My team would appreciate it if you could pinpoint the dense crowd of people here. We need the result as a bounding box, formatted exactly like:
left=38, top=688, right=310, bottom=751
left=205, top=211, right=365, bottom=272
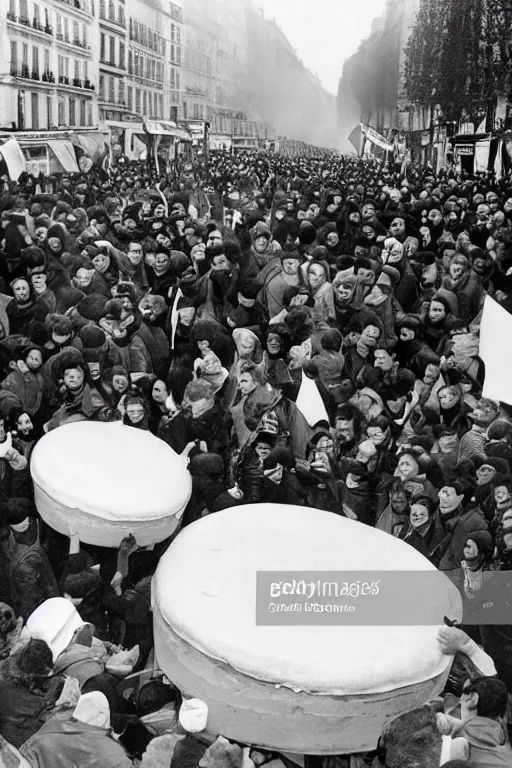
left=0, top=148, right=512, bottom=766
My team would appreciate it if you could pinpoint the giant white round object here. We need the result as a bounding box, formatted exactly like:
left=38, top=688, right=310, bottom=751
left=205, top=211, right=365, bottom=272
left=31, top=421, right=192, bottom=548
left=153, top=504, right=461, bottom=755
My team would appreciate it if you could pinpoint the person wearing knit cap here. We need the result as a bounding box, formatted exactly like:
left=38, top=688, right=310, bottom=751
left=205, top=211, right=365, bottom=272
left=457, top=529, right=495, bottom=615
left=0, top=638, right=63, bottom=749
left=20, top=690, right=134, bottom=768
left=44, top=348, right=117, bottom=431
left=260, top=249, right=303, bottom=321
left=78, top=323, right=123, bottom=386
left=399, top=495, right=445, bottom=562
left=6, top=274, right=35, bottom=336
left=249, top=220, right=281, bottom=269
left=395, top=314, right=440, bottom=378
left=0, top=496, right=59, bottom=622
left=343, top=316, right=383, bottom=385
left=302, top=259, right=335, bottom=330
left=441, top=251, right=485, bottom=324
left=434, top=478, right=488, bottom=571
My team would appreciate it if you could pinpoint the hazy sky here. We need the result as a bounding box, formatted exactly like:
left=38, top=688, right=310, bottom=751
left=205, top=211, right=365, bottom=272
left=257, top=0, right=388, bottom=94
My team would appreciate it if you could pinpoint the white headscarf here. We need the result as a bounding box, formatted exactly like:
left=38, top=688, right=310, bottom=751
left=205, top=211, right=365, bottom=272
left=73, top=691, right=110, bottom=729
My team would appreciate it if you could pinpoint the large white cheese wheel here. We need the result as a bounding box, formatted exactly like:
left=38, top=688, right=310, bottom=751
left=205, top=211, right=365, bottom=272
left=153, top=504, right=461, bottom=754
left=31, top=421, right=192, bottom=547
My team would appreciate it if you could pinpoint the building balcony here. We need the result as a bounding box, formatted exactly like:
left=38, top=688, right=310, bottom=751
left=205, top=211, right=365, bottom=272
left=53, top=0, right=92, bottom=16
left=42, top=71, right=56, bottom=83
left=99, top=11, right=126, bottom=28
left=58, top=75, right=70, bottom=84
left=84, top=79, right=95, bottom=90
left=72, top=77, right=83, bottom=87
left=100, top=58, right=125, bottom=71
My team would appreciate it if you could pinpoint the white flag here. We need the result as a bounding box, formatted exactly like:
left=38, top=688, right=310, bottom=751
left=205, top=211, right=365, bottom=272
left=480, top=295, right=512, bottom=405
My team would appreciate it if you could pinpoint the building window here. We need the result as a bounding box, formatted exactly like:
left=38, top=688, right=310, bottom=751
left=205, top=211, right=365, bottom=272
left=32, top=46, right=39, bottom=77
left=47, top=95, right=52, bottom=128
left=108, top=76, right=114, bottom=102
left=10, top=42, right=17, bottom=75
left=87, top=101, right=92, bottom=126
left=176, top=71, right=180, bottom=90
left=128, top=50, right=132, bottom=74
left=58, top=54, right=63, bottom=78
left=119, top=42, right=125, bottom=69
left=159, top=94, right=163, bottom=118
left=135, top=88, right=141, bottom=113
left=22, top=42, right=28, bottom=65
left=118, top=80, right=124, bottom=104
left=99, top=74, right=104, bottom=99
left=170, top=105, right=178, bottom=122
left=193, top=103, right=199, bottom=119
left=109, top=35, right=115, bottom=66
left=9, top=0, right=16, bottom=16
left=143, top=90, right=147, bottom=114
left=31, top=93, right=39, bottom=129
left=33, top=4, right=40, bottom=24
left=19, top=0, right=28, bottom=20
left=183, top=101, right=187, bottom=119
left=108, top=0, right=114, bottom=20
left=56, top=13, right=62, bottom=38
left=100, top=33, right=105, bottom=62
left=17, top=91, right=25, bottom=130
left=44, top=49, right=50, bottom=75
left=127, top=86, right=132, bottom=110
left=84, top=61, right=88, bottom=81
left=69, top=97, right=75, bottom=125
left=74, top=60, right=80, bottom=81
left=80, top=99, right=86, bottom=126
left=64, top=17, right=69, bottom=42
left=99, top=0, right=104, bottom=17
left=118, top=4, right=124, bottom=25
left=58, top=96, right=65, bottom=125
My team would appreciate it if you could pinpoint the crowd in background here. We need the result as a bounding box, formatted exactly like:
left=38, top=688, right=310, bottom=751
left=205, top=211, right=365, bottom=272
left=0, top=149, right=512, bottom=766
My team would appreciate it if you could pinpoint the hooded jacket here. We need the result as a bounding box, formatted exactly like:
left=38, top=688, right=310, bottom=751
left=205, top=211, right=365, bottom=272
left=453, top=716, right=512, bottom=768
left=20, top=709, right=134, bottom=768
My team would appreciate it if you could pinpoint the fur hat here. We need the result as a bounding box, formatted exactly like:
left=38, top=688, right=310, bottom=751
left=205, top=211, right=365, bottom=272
left=189, top=453, right=224, bottom=478
left=397, top=314, right=422, bottom=333
left=464, top=529, right=493, bottom=558
left=79, top=324, right=106, bottom=349
left=21, top=245, right=46, bottom=269
left=17, top=638, right=53, bottom=676
left=76, top=295, right=108, bottom=323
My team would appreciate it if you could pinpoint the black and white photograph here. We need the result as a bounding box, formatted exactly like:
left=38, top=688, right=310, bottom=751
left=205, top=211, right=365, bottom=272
left=1, top=0, right=512, bottom=765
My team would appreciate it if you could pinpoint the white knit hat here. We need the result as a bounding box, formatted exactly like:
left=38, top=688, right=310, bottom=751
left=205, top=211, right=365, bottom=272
left=178, top=698, right=208, bottom=733
left=26, top=597, right=85, bottom=662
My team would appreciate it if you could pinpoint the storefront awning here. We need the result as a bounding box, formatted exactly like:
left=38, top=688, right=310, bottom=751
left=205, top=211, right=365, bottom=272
left=144, top=120, right=191, bottom=141
left=452, top=132, right=491, bottom=144
left=0, top=138, right=26, bottom=180
left=47, top=140, right=79, bottom=173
